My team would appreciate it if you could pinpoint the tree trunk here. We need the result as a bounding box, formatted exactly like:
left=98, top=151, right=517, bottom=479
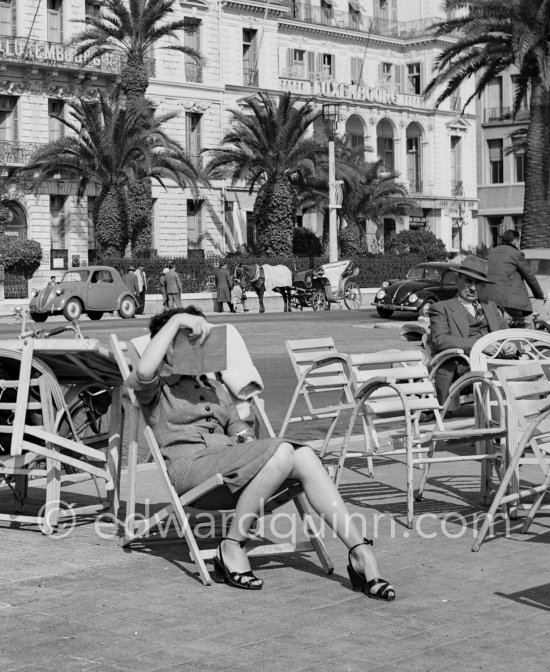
left=128, top=176, right=153, bottom=256
left=96, top=188, right=129, bottom=256
left=120, top=56, right=149, bottom=103
left=254, top=178, right=296, bottom=256
left=521, top=81, right=550, bottom=248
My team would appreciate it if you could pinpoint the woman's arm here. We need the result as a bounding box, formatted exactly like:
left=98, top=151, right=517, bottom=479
left=137, top=313, right=211, bottom=381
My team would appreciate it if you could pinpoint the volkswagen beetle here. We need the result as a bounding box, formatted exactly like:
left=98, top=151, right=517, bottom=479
left=373, top=262, right=459, bottom=319
left=29, top=266, right=137, bottom=322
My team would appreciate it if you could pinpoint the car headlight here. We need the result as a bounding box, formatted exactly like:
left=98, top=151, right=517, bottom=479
left=381, top=281, right=389, bottom=288
left=408, top=293, right=419, bottom=304
left=31, top=289, right=39, bottom=297
left=376, top=290, right=386, bottom=300
left=55, top=288, right=64, bottom=296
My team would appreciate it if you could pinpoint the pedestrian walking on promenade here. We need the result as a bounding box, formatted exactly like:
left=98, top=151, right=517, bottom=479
left=134, top=264, right=147, bottom=315
left=214, top=261, right=235, bottom=313
left=231, top=278, right=249, bottom=312
left=479, top=229, right=545, bottom=326
left=165, top=263, right=183, bottom=308
left=159, top=268, right=169, bottom=310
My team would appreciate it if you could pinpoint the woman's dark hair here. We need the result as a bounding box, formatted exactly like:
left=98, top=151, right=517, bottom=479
left=501, top=229, right=520, bottom=245
left=149, top=306, right=204, bottom=337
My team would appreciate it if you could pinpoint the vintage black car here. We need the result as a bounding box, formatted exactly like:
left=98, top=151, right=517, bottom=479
left=373, top=262, right=458, bottom=319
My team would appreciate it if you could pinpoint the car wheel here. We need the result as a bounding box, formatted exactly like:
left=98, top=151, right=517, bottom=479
left=63, top=298, right=83, bottom=321
left=87, top=311, right=103, bottom=321
left=30, top=313, right=48, bottom=323
left=312, top=291, right=327, bottom=311
left=419, top=300, right=435, bottom=318
left=118, top=296, right=136, bottom=319
left=343, top=281, right=362, bottom=310
left=376, top=307, right=394, bottom=319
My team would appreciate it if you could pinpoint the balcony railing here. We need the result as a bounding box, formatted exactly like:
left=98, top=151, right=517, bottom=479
left=0, top=140, right=44, bottom=166
left=280, top=67, right=332, bottom=81
left=0, top=36, right=122, bottom=74
left=285, top=4, right=440, bottom=39
left=185, top=62, right=203, bottom=83
left=483, top=107, right=530, bottom=124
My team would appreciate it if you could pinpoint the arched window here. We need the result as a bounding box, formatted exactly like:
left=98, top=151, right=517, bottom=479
left=376, top=119, right=394, bottom=171
left=406, top=122, right=423, bottom=193
left=345, top=115, right=365, bottom=152
left=2, top=200, right=27, bottom=239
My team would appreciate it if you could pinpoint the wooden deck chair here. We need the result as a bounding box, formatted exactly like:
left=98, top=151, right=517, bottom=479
left=280, top=338, right=355, bottom=459
left=0, top=342, right=120, bottom=533
left=469, top=329, right=550, bottom=375
left=337, top=349, right=508, bottom=528
left=109, top=333, right=333, bottom=586
left=472, top=363, right=550, bottom=551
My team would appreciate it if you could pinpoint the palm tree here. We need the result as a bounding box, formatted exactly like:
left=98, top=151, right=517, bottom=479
left=205, top=91, right=325, bottom=255
left=424, top=0, right=550, bottom=248
left=72, top=0, right=204, bottom=255
left=72, top=0, right=202, bottom=101
left=22, top=93, right=203, bottom=256
left=295, top=141, right=415, bottom=255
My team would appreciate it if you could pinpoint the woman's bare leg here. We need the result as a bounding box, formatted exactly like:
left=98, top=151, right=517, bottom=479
left=221, top=442, right=294, bottom=574
left=289, top=446, right=383, bottom=581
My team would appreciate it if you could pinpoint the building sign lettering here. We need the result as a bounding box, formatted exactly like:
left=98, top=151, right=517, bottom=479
left=0, top=38, right=120, bottom=70
left=280, top=77, right=422, bottom=107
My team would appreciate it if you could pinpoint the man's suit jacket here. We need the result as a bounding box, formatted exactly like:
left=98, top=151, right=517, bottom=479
left=429, top=297, right=508, bottom=355
left=122, top=272, right=138, bottom=294
left=165, top=269, right=182, bottom=294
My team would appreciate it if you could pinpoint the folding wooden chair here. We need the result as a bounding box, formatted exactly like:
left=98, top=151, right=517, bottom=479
left=472, top=363, right=550, bottom=551
left=0, top=341, right=119, bottom=533
left=280, top=338, right=355, bottom=458
left=109, top=333, right=333, bottom=586
left=337, top=349, right=508, bottom=528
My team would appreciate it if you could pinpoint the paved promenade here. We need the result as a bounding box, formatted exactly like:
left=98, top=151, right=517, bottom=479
left=0, top=312, right=548, bottom=671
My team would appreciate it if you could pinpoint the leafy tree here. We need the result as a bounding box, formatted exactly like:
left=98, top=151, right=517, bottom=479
left=386, top=229, right=448, bottom=261
left=205, top=91, right=325, bottom=255
left=425, top=0, right=550, bottom=248
left=21, top=94, right=203, bottom=256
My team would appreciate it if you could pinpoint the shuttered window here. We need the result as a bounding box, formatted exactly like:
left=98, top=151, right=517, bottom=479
left=48, top=99, right=65, bottom=140
left=488, top=139, right=504, bottom=183
left=185, top=113, right=202, bottom=167
left=350, top=57, right=363, bottom=85
left=0, top=1, right=12, bottom=36
left=0, top=96, right=18, bottom=141
left=47, top=0, right=63, bottom=43
left=50, top=195, right=67, bottom=248
left=187, top=200, right=203, bottom=246
left=184, top=19, right=202, bottom=82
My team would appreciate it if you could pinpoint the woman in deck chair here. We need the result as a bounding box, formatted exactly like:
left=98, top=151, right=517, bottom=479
left=126, top=306, right=395, bottom=600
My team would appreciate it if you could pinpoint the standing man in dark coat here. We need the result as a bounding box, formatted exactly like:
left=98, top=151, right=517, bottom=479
left=214, top=261, right=235, bottom=313
left=429, top=255, right=514, bottom=408
left=165, top=263, right=183, bottom=308
left=134, top=264, right=147, bottom=315
left=122, top=266, right=139, bottom=296
left=478, top=229, right=545, bottom=325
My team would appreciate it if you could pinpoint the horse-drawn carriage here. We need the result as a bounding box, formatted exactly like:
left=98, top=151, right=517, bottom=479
left=290, top=260, right=362, bottom=311
left=235, top=259, right=362, bottom=312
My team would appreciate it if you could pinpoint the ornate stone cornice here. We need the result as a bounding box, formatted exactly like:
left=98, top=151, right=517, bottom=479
left=224, top=0, right=290, bottom=17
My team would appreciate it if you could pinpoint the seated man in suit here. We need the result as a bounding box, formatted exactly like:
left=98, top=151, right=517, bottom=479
left=429, top=255, right=516, bottom=409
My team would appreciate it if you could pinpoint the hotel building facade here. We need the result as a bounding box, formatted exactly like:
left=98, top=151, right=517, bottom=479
left=0, top=0, right=482, bottom=287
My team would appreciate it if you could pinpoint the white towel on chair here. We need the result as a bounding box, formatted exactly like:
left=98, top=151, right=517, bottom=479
left=219, top=324, right=263, bottom=400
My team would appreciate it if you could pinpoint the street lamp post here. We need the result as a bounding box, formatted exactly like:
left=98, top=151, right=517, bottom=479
left=452, top=180, right=466, bottom=251
left=322, top=103, right=340, bottom=263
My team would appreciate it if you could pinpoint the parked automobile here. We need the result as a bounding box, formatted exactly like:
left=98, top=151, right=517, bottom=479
left=29, top=266, right=137, bottom=322
left=373, top=261, right=459, bottom=319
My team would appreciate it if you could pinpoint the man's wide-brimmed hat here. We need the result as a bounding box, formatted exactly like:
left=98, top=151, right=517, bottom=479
left=452, top=255, right=494, bottom=283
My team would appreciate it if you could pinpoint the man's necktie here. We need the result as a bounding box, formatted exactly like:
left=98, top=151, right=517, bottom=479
left=473, top=301, right=483, bottom=320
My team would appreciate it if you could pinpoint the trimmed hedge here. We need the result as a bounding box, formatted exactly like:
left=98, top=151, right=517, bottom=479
left=97, top=252, right=439, bottom=293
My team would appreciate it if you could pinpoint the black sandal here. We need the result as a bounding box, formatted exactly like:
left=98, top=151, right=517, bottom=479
left=213, top=537, right=263, bottom=590
left=347, top=538, right=395, bottom=602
